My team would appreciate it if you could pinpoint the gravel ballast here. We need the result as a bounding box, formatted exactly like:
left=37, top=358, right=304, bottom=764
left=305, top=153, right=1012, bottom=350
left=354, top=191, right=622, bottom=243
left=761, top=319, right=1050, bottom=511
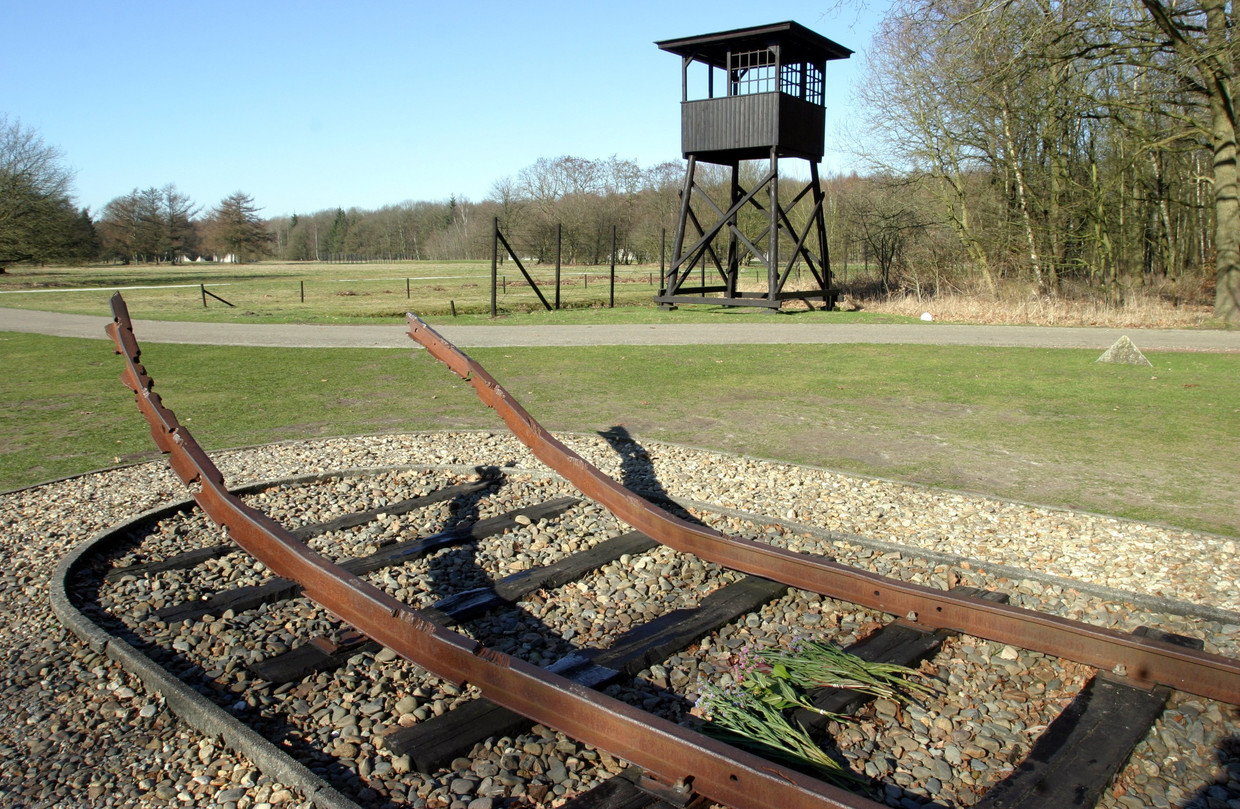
left=4, top=431, right=1239, bottom=809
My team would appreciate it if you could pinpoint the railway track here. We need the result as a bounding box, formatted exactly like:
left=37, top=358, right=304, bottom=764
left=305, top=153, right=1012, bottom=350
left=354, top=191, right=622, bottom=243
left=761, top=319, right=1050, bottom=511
left=62, top=292, right=1240, bottom=809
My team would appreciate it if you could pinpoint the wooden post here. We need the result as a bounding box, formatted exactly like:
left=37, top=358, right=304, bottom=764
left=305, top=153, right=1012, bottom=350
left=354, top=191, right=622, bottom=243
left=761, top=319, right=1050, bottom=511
left=610, top=225, right=616, bottom=308
left=660, top=227, right=666, bottom=274
left=490, top=217, right=498, bottom=318
left=201, top=284, right=207, bottom=308
left=769, top=148, right=779, bottom=306
left=406, top=278, right=410, bottom=299
left=555, top=223, right=562, bottom=310
left=300, top=281, right=304, bottom=303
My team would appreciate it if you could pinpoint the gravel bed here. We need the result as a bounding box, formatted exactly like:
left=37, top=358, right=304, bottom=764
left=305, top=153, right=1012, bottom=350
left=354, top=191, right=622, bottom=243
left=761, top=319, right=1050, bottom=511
left=4, top=430, right=1239, bottom=809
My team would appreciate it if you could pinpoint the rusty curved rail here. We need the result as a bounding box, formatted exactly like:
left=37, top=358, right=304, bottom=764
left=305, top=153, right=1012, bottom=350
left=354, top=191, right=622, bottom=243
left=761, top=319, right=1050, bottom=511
left=105, top=293, right=883, bottom=809
left=405, top=313, right=1240, bottom=706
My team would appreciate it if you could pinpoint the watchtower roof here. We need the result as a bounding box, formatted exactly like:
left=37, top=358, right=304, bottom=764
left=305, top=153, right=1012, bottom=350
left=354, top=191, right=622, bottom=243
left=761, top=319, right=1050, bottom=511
left=656, top=20, right=852, bottom=67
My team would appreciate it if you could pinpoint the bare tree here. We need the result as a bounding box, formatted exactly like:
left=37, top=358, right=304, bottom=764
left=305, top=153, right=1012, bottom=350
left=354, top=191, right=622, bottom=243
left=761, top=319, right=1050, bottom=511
left=99, top=189, right=158, bottom=263
left=97, top=184, right=196, bottom=264
left=846, top=177, right=927, bottom=292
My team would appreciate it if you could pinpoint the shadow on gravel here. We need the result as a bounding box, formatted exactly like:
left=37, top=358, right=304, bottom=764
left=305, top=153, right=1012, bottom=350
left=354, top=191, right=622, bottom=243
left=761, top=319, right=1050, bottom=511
left=598, top=424, right=705, bottom=530
left=598, top=424, right=665, bottom=498
left=594, top=425, right=906, bottom=803
left=424, top=474, right=580, bottom=665
left=1186, top=733, right=1240, bottom=809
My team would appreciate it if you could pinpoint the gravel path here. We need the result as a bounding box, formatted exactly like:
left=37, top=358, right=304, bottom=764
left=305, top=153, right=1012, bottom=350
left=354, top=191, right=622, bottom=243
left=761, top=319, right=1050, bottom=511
left=4, top=431, right=1239, bottom=809
left=4, top=306, right=1240, bottom=351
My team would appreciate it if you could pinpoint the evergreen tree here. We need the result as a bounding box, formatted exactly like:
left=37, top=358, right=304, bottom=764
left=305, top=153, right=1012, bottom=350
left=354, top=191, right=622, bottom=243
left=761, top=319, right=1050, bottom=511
left=0, top=115, right=91, bottom=266
left=324, top=207, right=349, bottom=259
left=159, top=184, right=199, bottom=262
left=205, top=191, right=270, bottom=262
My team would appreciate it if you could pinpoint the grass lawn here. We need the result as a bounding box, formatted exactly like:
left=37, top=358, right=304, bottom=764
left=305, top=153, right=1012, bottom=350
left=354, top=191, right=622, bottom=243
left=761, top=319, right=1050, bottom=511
left=0, top=260, right=918, bottom=325
left=0, top=260, right=677, bottom=322
left=3, top=330, right=1237, bottom=538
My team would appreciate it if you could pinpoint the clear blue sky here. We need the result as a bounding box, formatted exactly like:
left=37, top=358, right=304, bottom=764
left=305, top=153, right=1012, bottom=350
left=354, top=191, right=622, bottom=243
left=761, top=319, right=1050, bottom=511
left=4, top=1, right=877, bottom=219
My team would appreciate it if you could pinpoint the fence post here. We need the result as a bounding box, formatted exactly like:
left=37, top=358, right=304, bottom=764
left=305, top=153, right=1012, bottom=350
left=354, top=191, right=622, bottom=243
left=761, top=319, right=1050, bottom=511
left=609, top=224, right=616, bottom=308
left=201, top=284, right=207, bottom=308
left=300, top=280, right=304, bottom=303
left=406, top=278, right=410, bottom=299
left=490, top=216, right=498, bottom=318
left=555, top=223, right=562, bottom=310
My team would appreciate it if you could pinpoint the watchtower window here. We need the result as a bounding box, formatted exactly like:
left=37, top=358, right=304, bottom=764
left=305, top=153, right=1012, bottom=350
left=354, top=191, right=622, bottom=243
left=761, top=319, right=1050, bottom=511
left=730, top=48, right=777, bottom=95
left=781, top=63, right=802, bottom=97
left=787, top=62, right=824, bottom=105
left=723, top=52, right=825, bottom=105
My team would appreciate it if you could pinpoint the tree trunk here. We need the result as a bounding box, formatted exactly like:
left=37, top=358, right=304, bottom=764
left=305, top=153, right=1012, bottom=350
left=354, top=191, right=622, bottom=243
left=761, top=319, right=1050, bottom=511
left=933, top=170, right=996, bottom=296
left=1204, top=0, right=1240, bottom=323
left=1000, top=93, right=1044, bottom=289
left=1139, top=0, right=1239, bottom=322
left=1149, top=152, right=1178, bottom=282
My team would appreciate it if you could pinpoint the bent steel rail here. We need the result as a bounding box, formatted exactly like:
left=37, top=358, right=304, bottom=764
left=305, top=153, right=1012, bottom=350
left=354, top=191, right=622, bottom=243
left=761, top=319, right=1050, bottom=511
left=405, top=312, right=1240, bottom=706
left=105, top=292, right=882, bottom=809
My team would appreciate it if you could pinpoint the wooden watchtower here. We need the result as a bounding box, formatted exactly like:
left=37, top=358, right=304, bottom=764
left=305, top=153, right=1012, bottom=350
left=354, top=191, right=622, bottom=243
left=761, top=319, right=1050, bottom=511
left=654, top=22, right=851, bottom=310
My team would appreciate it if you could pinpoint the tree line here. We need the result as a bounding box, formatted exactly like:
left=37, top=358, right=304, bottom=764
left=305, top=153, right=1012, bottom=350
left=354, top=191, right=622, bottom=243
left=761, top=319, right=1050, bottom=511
left=264, top=156, right=687, bottom=267
left=847, top=0, right=1239, bottom=321
left=93, top=187, right=269, bottom=265
left=1, top=115, right=270, bottom=268
left=0, top=119, right=688, bottom=272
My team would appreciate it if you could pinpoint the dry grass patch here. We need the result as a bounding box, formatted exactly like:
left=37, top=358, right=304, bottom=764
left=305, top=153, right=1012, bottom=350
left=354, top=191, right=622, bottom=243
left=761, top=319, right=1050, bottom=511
left=732, top=273, right=1220, bottom=327
left=865, top=291, right=1214, bottom=328
left=833, top=276, right=1221, bottom=328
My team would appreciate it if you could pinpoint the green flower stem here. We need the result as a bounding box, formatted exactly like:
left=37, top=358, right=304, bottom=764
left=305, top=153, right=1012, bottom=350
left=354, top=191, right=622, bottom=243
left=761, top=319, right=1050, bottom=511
left=696, top=640, right=931, bottom=783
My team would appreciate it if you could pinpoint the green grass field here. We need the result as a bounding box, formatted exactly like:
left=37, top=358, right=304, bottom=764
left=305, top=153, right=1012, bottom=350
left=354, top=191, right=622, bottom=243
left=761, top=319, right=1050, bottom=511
left=3, top=328, right=1237, bottom=538
left=0, top=260, right=902, bottom=325
left=0, top=260, right=683, bottom=322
